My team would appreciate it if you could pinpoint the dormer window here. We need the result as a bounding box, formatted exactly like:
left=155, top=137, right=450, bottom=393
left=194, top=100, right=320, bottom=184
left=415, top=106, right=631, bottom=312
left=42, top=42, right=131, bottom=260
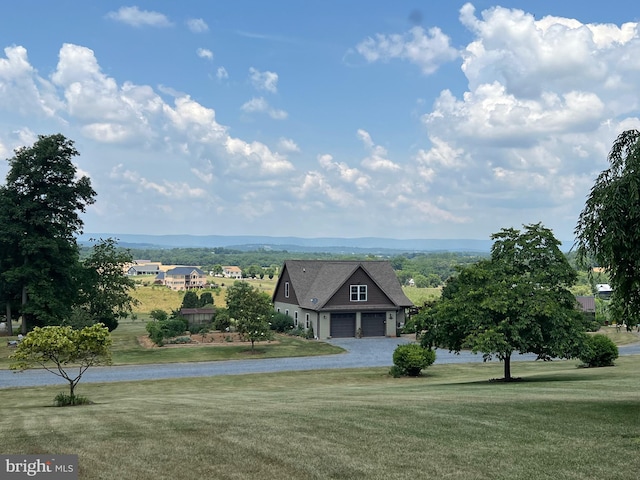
left=350, top=285, right=367, bottom=302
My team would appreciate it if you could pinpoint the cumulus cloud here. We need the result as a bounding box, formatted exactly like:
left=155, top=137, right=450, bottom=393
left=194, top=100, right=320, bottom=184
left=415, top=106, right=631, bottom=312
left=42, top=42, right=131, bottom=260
left=356, top=26, right=458, bottom=74
left=105, top=6, right=172, bottom=28
left=196, top=48, right=213, bottom=60
left=187, top=18, right=209, bottom=33
left=249, top=67, right=279, bottom=93
left=318, top=153, right=370, bottom=190
left=357, top=129, right=401, bottom=171
left=241, top=96, right=288, bottom=120
left=278, top=137, right=300, bottom=153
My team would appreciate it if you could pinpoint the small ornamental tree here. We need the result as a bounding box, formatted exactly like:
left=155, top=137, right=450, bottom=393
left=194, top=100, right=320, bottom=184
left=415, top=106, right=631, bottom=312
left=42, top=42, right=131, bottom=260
left=579, top=334, right=619, bottom=367
left=10, top=323, right=112, bottom=403
left=226, top=281, right=274, bottom=350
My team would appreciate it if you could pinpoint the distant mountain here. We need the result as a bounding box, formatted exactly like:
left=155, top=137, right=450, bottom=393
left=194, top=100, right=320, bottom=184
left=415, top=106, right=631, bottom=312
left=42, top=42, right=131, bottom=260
left=79, top=233, right=494, bottom=253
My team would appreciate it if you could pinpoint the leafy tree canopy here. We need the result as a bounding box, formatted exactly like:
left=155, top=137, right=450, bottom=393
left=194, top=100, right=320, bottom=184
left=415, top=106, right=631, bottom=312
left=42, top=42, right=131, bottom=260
left=10, top=323, right=112, bottom=400
left=422, top=223, right=585, bottom=381
left=575, top=129, right=640, bottom=326
left=226, top=281, right=274, bottom=350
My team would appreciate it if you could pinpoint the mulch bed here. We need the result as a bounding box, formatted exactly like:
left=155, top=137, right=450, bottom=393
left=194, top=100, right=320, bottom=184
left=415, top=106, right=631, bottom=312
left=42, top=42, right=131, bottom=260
left=137, top=331, right=279, bottom=348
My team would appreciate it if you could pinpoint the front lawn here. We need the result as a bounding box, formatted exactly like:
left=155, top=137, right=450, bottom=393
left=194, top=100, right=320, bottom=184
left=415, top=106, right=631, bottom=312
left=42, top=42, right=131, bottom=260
left=1, top=357, right=639, bottom=479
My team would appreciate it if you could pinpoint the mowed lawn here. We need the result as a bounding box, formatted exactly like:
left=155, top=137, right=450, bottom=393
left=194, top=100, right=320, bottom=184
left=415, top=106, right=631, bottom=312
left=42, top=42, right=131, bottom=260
left=1, top=357, right=639, bottom=480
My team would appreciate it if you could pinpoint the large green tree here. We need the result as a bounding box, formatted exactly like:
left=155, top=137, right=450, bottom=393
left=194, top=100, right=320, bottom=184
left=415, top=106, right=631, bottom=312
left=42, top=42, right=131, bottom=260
left=422, top=223, right=585, bottom=381
left=226, top=281, right=274, bottom=350
left=0, top=134, right=96, bottom=332
left=575, top=129, right=640, bottom=327
left=77, top=238, right=138, bottom=331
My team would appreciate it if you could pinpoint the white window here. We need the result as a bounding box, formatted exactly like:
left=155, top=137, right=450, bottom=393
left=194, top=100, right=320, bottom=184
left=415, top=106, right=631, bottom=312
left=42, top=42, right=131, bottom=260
left=350, top=285, right=367, bottom=302
left=305, top=313, right=310, bottom=329
left=285, top=309, right=289, bottom=317
left=294, top=311, right=298, bottom=327
left=284, top=281, right=290, bottom=298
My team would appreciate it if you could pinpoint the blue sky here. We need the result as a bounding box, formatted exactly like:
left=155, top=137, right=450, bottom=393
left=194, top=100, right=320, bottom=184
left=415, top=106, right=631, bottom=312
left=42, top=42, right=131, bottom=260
left=1, top=1, right=639, bottom=242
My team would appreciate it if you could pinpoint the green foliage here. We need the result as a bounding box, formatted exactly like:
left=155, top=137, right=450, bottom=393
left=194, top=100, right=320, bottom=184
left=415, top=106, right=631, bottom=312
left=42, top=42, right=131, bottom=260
left=54, top=392, right=91, bottom=407
left=199, top=292, right=214, bottom=307
left=145, top=317, right=188, bottom=346
left=579, top=334, right=619, bottom=367
left=0, top=134, right=96, bottom=330
left=270, top=312, right=294, bottom=332
left=392, top=344, right=436, bottom=376
left=213, top=309, right=231, bottom=331
left=181, top=290, right=199, bottom=309
left=424, top=223, right=586, bottom=380
left=77, top=238, right=138, bottom=331
left=149, top=309, right=169, bottom=322
left=10, top=323, right=112, bottom=400
left=576, top=130, right=640, bottom=329
left=227, top=281, right=274, bottom=350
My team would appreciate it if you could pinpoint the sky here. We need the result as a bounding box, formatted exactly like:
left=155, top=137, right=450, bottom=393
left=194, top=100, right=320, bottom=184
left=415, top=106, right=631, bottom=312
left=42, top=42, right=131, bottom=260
left=1, top=1, right=639, bottom=243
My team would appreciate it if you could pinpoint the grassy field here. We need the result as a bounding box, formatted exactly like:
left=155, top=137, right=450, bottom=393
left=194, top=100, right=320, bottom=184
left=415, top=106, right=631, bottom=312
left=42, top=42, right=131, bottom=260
left=1, top=357, right=638, bottom=479
left=130, top=276, right=279, bottom=313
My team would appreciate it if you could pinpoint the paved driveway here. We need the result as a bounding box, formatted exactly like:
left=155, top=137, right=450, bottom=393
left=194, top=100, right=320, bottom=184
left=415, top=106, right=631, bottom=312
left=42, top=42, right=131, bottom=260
left=1, top=337, right=639, bottom=389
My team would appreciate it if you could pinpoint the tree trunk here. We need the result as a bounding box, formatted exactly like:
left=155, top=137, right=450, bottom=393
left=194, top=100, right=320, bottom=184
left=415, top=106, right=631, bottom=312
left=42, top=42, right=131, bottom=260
left=504, top=353, right=512, bottom=381
left=21, top=285, right=27, bottom=335
left=5, top=302, right=13, bottom=336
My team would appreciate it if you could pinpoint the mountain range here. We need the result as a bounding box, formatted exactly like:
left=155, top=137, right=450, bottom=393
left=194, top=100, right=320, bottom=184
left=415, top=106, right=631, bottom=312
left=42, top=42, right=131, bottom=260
left=78, top=233, right=499, bottom=254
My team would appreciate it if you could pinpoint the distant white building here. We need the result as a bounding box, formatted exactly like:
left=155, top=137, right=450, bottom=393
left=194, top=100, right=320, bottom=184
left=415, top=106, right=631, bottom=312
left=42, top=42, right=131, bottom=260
left=223, top=266, right=243, bottom=279
left=596, top=284, right=612, bottom=299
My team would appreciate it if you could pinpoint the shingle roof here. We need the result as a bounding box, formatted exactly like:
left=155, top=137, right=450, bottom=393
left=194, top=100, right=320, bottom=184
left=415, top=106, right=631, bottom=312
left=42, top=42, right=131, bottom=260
left=166, top=267, right=206, bottom=276
left=576, top=296, right=596, bottom=313
left=280, top=260, right=413, bottom=310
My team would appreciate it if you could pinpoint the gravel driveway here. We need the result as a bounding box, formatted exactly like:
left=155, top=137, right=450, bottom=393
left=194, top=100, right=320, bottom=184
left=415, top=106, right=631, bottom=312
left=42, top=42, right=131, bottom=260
left=2, top=337, right=639, bottom=390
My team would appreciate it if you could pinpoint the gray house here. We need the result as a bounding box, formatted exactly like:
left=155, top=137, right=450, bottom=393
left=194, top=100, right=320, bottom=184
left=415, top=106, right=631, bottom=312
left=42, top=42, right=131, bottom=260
left=272, top=260, right=413, bottom=339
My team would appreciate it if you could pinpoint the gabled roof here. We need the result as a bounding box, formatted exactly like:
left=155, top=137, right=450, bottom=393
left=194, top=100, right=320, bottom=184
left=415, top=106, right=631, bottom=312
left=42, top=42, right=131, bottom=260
left=166, top=266, right=206, bottom=276
left=576, top=296, right=596, bottom=313
left=276, top=260, right=413, bottom=310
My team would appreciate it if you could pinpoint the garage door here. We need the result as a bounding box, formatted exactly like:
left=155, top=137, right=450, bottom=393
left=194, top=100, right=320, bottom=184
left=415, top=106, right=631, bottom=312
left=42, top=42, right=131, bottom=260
left=330, top=313, right=356, bottom=338
left=361, top=312, right=386, bottom=337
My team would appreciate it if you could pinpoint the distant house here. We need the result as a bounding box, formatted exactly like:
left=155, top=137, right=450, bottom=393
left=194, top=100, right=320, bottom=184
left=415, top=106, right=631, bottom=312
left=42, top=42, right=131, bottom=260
left=180, top=308, right=215, bottom=330
left=272, top=260, right=413, bottom=339
left=576, top=295, right=596, bottom=324
left=161, top=267, right=207, bottom=291
left=127, top=263, right=160, bottom=276
left=223, top=266, right=243, bottom=279
left=596, top=284, right=612, bottom=300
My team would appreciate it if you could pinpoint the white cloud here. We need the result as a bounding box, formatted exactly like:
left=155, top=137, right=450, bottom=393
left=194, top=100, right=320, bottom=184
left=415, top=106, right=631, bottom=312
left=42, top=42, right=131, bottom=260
left=241, top=96, right=288, bottom=120
left=318, top=153, right=370, bottom=190
left=249, top=67, right=279, bottom=93
left=225, top=137, right=294, bottom=175
left=278, top=138, right=300, bottom=153
left=216, top=66, right=229, bottom=80
left=356, top=26, right=458, bottom=74
left=196, top=48, right=213, bottom=60
left=106, top=6, right=172, bottom=28
left=357, top=129, right=401, bottom=171
left=187, top=18, right=209, bottom=33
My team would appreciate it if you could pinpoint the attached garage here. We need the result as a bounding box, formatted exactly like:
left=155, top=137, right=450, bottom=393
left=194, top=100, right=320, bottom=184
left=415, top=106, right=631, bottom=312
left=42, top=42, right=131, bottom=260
left=330, top=313, right=356, bottom=338
left=361, top=312, right=386, bottom=337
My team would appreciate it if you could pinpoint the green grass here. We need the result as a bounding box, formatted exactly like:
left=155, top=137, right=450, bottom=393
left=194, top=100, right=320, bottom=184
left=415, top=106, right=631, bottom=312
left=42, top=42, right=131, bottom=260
left=0, top=320, right=343, bottom=369
left=1, top=357, right=639, bottom=479
left=403, top=286, right=441, bottom=305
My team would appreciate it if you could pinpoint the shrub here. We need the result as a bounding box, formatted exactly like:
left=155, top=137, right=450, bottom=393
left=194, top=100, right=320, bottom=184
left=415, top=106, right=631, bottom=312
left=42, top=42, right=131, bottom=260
left=270, top=313, right=294, bottom=332
left=392, top=343, right=436, bottom=377
left=213, top=310, right=231, bottom=332
left=54, top=393, right=91, bottom=407
left=579, top=334, right=619, bottom=367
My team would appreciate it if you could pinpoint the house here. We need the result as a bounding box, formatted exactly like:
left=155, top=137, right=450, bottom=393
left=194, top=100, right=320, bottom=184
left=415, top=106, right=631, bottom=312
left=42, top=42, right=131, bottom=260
left=576, top=295, right=596, bottom=324
left=272, top=260, right=414, bottom=339
left=596, top=284, right=612, bottom=300
left=223, top=266, right=243, bottom=279
left=127, top=263, right=160, bottom=276
left=180, top=308, right=215, bottom=330
left=162, top=267, right=207, bottom=291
